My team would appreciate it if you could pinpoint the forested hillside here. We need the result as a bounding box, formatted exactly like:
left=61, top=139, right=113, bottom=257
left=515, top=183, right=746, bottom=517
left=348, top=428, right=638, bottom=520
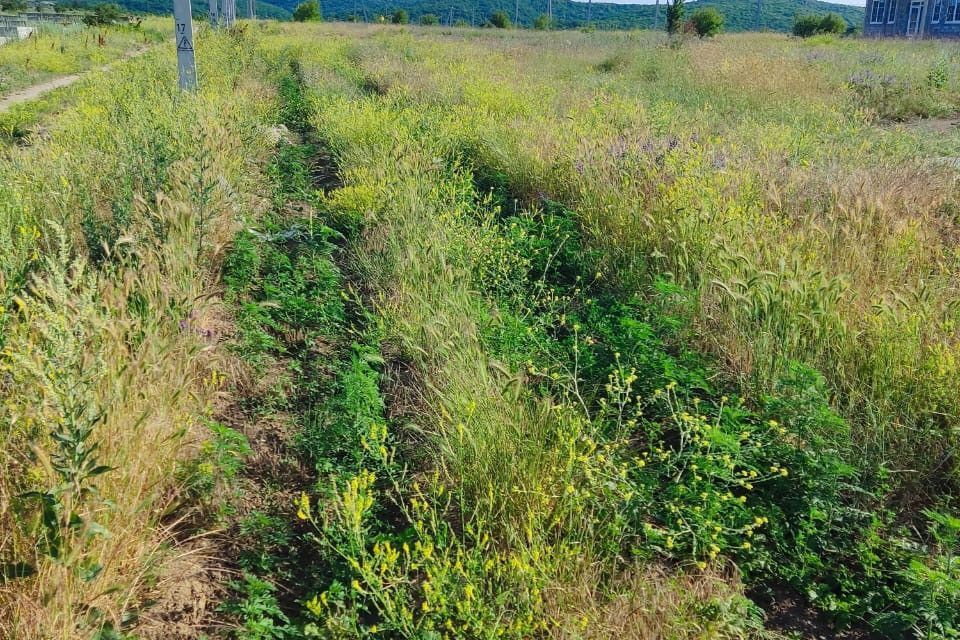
left=311, top=0, right=865, bottom=31
left=61, top=0, right=864, bottom=32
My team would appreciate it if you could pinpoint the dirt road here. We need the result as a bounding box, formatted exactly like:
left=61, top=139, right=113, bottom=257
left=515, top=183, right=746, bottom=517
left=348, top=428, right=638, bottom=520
left=0, top=47, right=150, bottom=114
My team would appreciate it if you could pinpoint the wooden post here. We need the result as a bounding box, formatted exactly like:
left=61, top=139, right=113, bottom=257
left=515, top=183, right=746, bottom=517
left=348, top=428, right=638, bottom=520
left=173, top=0, right=197, bottom=90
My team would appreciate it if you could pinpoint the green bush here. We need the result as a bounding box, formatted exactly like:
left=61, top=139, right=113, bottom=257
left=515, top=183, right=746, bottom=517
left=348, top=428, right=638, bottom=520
left=490, top=10, right=511, bottom=28
left=419, top=13, right=439, bottom=25
left=82, top=3, right=124, bottom=26
left=391, top=8, right=409, bottom=24
left=690, top=7, right=723, bottom=37
left=534, top=13, right=553, bottom=30
left=819, top=12, right=847, bottom=34
left=292, top=0, right=321, bottom=22
left=794, top=12, right=845, bottom=37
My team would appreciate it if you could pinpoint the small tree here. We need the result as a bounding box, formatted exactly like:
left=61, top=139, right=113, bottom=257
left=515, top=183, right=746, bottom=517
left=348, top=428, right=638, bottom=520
left=419, top=13, right=439, bottom=25
left=391, top=8, right=409, bottom=24
left=819, top=12, right=847, bottom=34
left=490, top=10, right=511, bottom=28
left=453, top=18, right=469, bottom=27
left=793, top=12, right=845, bottom=37
left=665, top=0, right=685, bottom=35
left=792, top=14, right=820, bottom=37
left=534, top=13, right=553, bottom=30
left=83, top=3, right=123, bottom=25
left=292, top=0, right=321, bottom=21
left=690, top=7, right=722, bottom=37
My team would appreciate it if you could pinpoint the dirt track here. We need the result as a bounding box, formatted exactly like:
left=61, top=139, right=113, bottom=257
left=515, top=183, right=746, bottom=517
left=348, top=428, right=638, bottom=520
left=0, top=47, right=149, bottom=114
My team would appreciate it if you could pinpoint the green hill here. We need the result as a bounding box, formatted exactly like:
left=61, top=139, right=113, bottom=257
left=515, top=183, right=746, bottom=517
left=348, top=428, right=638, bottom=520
left=60, top=0, right=292, bottom=19
left=305, top=0, right=864, bottom=32
left=67, top=0, right=862, bottom=32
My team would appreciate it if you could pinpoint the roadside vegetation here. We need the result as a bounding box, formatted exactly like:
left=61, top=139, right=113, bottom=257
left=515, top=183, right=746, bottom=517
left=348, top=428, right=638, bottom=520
left=0, top=18, right=163, bottom=98
left=1, top=20, right=960, bottom=640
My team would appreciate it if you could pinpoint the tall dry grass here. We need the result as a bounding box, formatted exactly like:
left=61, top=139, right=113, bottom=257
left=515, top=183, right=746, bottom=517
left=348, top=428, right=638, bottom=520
left=299, top=24, right=960, bottom=498
left=0, top=29, right=278, bottom=638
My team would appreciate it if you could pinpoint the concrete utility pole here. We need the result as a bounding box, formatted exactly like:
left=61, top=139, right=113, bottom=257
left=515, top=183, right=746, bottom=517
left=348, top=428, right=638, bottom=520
left=209, top=0, right=218, bottom=27
left=547, top=0, right=552, bottom=24
left=248, top=0, right=255, bottom=19
left=515, top=0, right=519, bottom=25
left=173, top=0, right=197, bottom=90
left=654, top=0, right=660, bottom=29
left=755, top=0, right=761, bottom=30
left=587, top=0, right=592, bottom=25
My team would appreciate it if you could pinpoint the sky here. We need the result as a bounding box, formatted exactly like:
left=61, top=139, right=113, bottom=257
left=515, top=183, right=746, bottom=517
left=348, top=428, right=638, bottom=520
left=570, top=0, right=867, bottom=6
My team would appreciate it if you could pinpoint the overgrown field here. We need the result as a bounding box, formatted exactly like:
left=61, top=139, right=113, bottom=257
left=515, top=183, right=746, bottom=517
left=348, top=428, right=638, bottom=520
left=0, top=19, right=164, bottom=97
left=2, top=21, right=960, bottom=640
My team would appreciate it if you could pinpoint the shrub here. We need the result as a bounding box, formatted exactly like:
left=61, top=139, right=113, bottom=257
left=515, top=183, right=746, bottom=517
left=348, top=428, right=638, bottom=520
left=391, top=8, right=408, bottom=24
left=490, top=10, right=511, bottom=28
left=794, top=12, right=845, bottom=37
left=453, top=18, right=469, bottom=27
left=534, top=13, right=553, bottom=30
left=666, top=0, right=685, bottom=35
left=82, top=3, right=123, bottom=26
left=792, top=14, right=820, bottom=37
left=419, top=13, right=439, bottom=25
left=690, top=7, right=723, bottom=37
left=292, top=0, right=321, bottom=22
left=819, top=12, right=847, bottom=34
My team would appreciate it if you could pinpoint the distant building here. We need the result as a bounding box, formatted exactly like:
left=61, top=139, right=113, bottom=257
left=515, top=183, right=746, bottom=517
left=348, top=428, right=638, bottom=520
left=865, top=0, right=960, bottom=37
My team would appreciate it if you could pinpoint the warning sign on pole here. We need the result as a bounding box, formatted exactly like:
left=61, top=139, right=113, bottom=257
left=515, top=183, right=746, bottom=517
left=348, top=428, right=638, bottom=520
left=173, top=0, right=197, bottom=90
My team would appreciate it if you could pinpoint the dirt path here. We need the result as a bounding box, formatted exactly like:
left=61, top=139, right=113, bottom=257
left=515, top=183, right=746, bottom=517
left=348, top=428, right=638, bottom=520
left=0, top=47, right=150, bottom=114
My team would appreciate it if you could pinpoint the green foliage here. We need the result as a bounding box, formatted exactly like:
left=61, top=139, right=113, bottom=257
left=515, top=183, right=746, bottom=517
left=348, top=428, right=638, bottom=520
left=281, top=0, right=863, bottom=33
left=293, top=0, right=321, bottom=21
left=82, top=3, right=124, bottom=25
left=533, top=13, right=552, bottom=29
left=691, top=7, right=723, bottom=37
left=418, top=12, right=438, bottom=24
left=818, top=12, right=847, bottom=33
left=489, top=9, right=510, bottom=28
left=390, top=8, right=408, bottom=23
left=666, top=0, right=685, bottom=34
left=793, top=12, right=846, bottom=37
left=236, top=512, right=293, bottom=575
left=19, top=380, right=112, bottom=566
left=220, top=573, right=295, bottom=640
left=182, top=421, right=253, bottom=499
left=300, top=344, right=385, bottom=473
left=928, top=58, right=950, bottom=90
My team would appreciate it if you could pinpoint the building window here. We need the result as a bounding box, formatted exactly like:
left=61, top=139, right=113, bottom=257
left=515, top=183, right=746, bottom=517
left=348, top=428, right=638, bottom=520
left=888, top=0, right=898, bottom=22
left=933, top=0, right=943, bottom=21
left=871, top=0, right=887, bottom=22
left=947, top=0, right=960, bottom=21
